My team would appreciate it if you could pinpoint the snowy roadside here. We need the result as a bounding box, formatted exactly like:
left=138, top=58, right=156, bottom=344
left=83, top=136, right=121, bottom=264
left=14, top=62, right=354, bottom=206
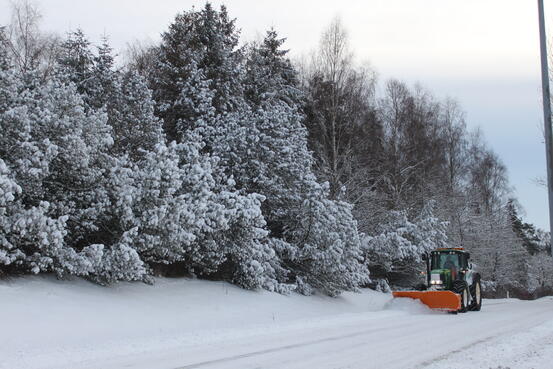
left=422, top=301, right=553, bottom=369
left=0, top=276, right=391, bottom=369
left=2, top=276, right=553, bottom=369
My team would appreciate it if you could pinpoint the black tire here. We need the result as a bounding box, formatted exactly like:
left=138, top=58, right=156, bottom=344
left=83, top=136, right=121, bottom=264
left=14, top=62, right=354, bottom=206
left=452, top=280, right=469, bottom=313
left=470, top=279, right=482, bottom=311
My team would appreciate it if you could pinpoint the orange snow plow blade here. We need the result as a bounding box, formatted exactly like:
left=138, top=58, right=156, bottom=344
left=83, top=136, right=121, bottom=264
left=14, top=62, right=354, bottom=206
left=392, top=291, right=461, bottom=311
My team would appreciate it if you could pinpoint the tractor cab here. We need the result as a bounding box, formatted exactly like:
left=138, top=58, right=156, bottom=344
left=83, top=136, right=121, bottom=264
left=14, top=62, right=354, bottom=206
left=427, top=248, right=470, bottom=290
left=430, top=249, right=470, bottom=282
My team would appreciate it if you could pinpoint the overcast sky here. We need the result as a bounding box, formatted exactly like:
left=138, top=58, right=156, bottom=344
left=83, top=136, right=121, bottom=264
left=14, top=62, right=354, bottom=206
left=0, top=0, right=550, bottom=229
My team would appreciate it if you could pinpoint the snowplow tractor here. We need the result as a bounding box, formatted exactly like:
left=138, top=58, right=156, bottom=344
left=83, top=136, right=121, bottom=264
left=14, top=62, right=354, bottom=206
left=392, top=248, right=482, bottom=313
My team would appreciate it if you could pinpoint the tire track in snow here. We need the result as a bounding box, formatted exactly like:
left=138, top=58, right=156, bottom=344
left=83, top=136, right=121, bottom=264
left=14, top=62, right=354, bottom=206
left=173, top=324, right=406, bottom=369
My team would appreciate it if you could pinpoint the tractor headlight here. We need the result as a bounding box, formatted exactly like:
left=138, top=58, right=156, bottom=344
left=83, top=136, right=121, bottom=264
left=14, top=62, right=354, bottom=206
left=430, top=274, right=443, bottom=285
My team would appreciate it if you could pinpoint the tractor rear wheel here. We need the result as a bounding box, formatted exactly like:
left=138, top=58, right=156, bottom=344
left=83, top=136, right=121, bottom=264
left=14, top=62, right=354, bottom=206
left=453, top=280, right=469, bottom=313
left=470, top=280, right=482, bottom=311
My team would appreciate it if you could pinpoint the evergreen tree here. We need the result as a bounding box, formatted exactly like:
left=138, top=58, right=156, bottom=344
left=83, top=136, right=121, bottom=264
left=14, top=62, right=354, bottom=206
left=0, top=158, right=72, bottom=275
left=0, top=58, right=146, bottom=281
left=110, top=139, right=288, bottom=291
left=286, top=185, right=369, bottom=296
left=151, top=3, right=243, bottom=141
left=59, top=32, right=164, bottom=159
left=90, top=35, right=117, bottom=109
left=56, top=29, right=96, bottom=105
left=107, top=70, right=164, bottom=159
left=0, top=27, right=9, bottom=72
left=244, top=29, right=302, bottom=108
left=363, top=202, right=448, bottom=280
left=229, top=30, right=369, bottom=294
left=508, top=199, right=545, bottom=255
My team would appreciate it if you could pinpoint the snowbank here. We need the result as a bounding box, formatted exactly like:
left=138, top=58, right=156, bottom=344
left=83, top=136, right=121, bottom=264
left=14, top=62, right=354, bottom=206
left=0, top=276, right=391, bottom=369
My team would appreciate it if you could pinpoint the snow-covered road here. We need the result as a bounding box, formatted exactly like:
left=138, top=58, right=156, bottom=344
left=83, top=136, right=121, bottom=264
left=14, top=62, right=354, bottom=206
left=2, top=277, right=553, bottom=369
left=97, top=298, right=553, bottom=369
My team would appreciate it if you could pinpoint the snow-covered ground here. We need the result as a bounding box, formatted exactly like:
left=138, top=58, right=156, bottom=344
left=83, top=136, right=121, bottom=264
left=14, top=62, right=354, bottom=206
left=2, top=276, right=552, bottom=369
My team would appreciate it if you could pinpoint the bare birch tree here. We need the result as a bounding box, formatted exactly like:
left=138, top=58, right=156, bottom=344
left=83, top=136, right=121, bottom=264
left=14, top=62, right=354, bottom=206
left=5, top=0, right=59, bottom=79
left=303, top=17, right=378, bottom=200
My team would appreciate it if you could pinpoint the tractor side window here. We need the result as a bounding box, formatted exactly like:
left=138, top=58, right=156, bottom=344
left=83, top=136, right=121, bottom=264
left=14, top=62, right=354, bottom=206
left=431, top=254, right=439, bottom=270
left=460, top=254, right=468, bottom=269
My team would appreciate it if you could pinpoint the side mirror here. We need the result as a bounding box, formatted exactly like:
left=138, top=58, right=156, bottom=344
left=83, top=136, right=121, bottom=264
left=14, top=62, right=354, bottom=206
left=421, top=253, right=428, bottom=261
left=469, top=263, right=473, bottom=269
left=466, top=253, right=470, bottom=259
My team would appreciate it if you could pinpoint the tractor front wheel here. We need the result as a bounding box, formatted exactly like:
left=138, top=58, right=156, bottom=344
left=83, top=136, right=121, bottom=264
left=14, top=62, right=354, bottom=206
left=453, top=280, right=469, bottom=313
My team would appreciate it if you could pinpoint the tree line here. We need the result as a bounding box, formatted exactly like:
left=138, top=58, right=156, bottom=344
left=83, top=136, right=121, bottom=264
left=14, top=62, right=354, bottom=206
left=0, top=2, right=550, bottom=297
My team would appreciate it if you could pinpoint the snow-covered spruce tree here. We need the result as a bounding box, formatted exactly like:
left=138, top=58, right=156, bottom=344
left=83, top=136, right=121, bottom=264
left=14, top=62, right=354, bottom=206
left=58, top=27, right=279, bottom=287
left=12, top=77, right=114, bottom=248
left=243, top=29, right=303, bottom=108
left=151, top=3, right=244, bottom=141
left=109, top=138, right=288, bottom=291
left=231, top=29, right=312, bottom=237
left=90, top=36, right=117, bottom=109
left=57, top=31, right=164, bottom=159
left=508, top=200, right=549, bottom=256
left=282, top=184, right=368, bottom=296
left=211, top=108, right=369, bottom=296
left=107, top=70, right=164, bottom=159
left=362, top=201, right=448, bottom=285
left=0, top=49, right=146, bottom=281
left=0, top=28, right=9, bottom=74
left=528, top=247, right=553, bottom=297
left=55, top=29, right=96, bottom=106
left=204, top=108, right=369, bottom=295
left=0, top=158, right=71, bottom=275
left=0, top=35, right=17, bottom=113
left=57, top=32, right=117, bottom=111
left=0, top=61, right=94, bottom=276
left=239, top=30, right=369, bottom=295
left=53, top=30, right=287, bottom=288
left=54, top=28, right=286, bottom=290
left=459, top=201, right=531, bottom=296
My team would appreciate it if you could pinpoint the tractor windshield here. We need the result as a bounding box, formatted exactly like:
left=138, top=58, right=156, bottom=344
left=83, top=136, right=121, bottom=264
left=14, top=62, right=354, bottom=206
left=431, top=252, right=460, bottom=270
